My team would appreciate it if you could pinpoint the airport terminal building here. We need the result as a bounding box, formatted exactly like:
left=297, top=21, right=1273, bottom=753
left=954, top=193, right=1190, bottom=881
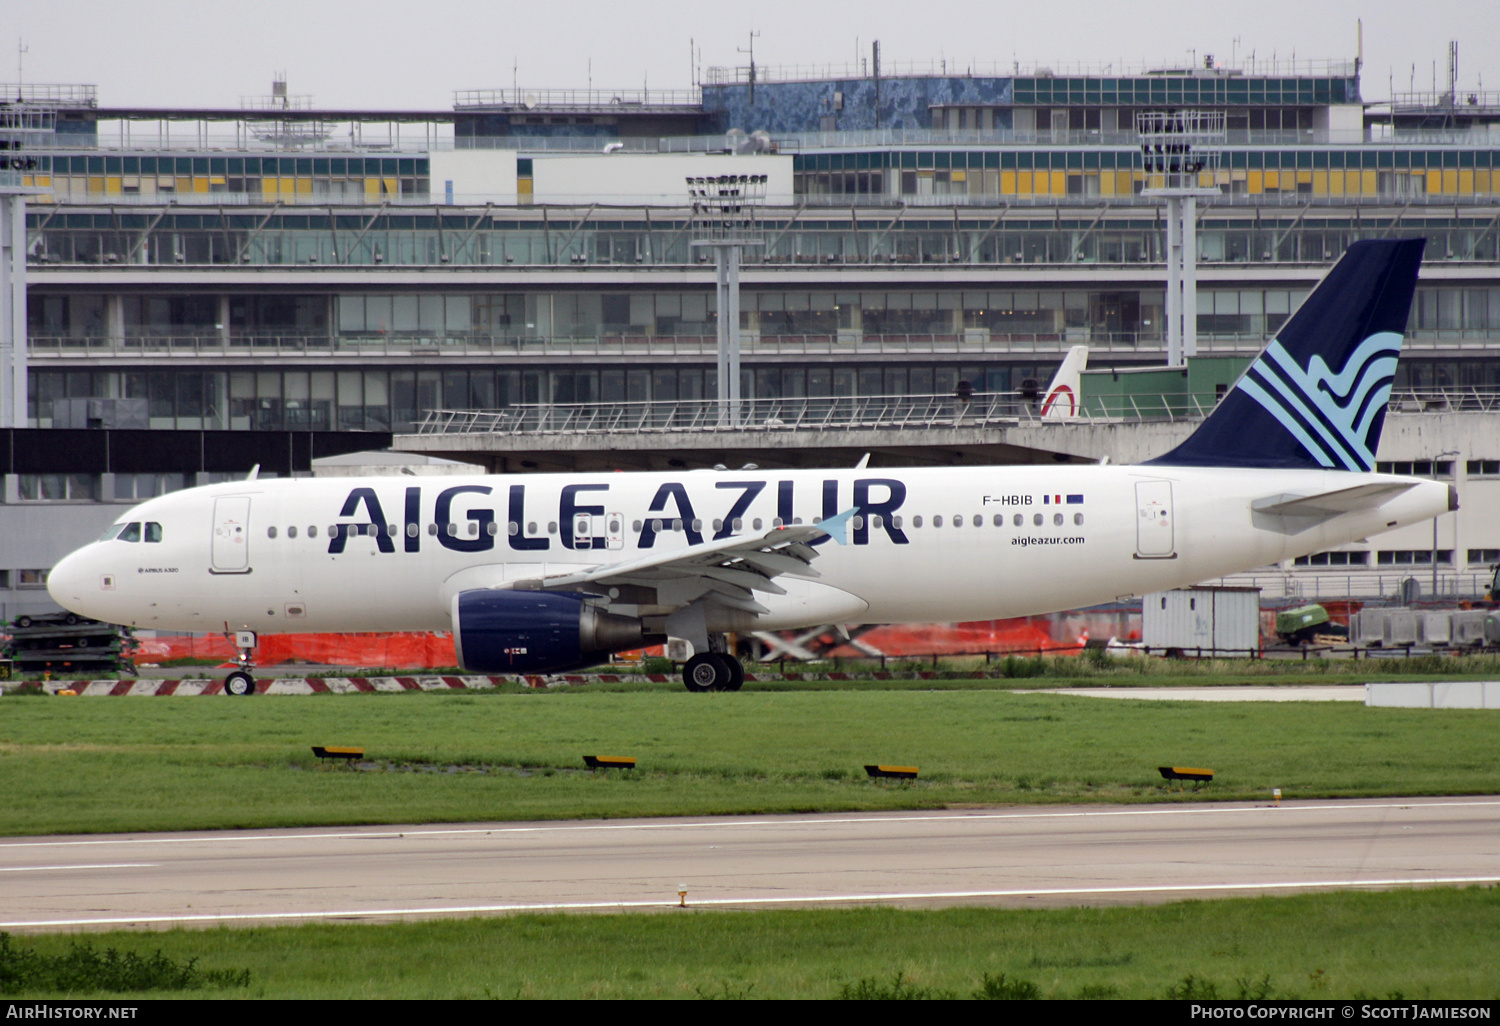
left=3, top=54, right=1499, bottom=618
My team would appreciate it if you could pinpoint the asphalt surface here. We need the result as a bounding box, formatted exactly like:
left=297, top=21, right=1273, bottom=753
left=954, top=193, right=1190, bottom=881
left=4, top=797, right=1498, bottom=930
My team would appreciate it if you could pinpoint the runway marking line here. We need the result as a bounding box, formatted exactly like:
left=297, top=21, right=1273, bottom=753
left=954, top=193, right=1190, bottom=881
left=4, top=875, right=1499, bottom=929
left=2, top=798, right=1497, bottom=851
left=0, top=863, right=158, bottom=872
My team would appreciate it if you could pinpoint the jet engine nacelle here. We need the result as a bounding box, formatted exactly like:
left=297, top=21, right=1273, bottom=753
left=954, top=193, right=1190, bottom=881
left=451, top=589, right=649, bottom=674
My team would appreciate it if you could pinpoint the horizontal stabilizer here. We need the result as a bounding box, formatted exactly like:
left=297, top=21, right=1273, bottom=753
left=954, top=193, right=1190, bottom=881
left=1251, top=481, right=1417, bottom=517
left=1250, top=480, right=1422, bottom=536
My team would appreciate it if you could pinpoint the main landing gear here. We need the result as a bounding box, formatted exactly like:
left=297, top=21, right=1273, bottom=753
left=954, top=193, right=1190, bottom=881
left=682, top=651, right=744, bottom=692
left=223, top=630, right=258, bottom=697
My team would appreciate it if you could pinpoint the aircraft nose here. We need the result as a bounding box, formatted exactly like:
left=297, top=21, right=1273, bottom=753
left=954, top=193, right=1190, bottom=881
left=47, top=546, right=101, bottom=618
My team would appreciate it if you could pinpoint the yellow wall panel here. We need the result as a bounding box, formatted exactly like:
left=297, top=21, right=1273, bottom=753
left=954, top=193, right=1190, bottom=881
left=105, top=177, right=122, bottom=194
left=296, top=179, right=312, bottom=196
left=1246, top=170, right=1263, bottom=193
left=1099, top=171, right=1116, bottom=196
left=1361, top=170, right=1377, bottom=195
left=1311, top=171, right=1328, bottom=194
left=1426, top=170, right=1442, bottom=194
left=999, top=170, right=1016, bottom=194
left=1049, top=170, right=1066, bottom=195
left=1477, top=170, right=1492, bottom=194
left=364, top=178, right=381, bottom=199
left=1262, top=170, right=1279, bottom=190
left=1458, top=170, right=1474, bottom=194
left=1441, top=169, right=1459, bottom=194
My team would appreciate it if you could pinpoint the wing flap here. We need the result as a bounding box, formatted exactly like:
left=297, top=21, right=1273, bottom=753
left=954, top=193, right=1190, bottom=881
left=495, top=513, right=854, bottom=602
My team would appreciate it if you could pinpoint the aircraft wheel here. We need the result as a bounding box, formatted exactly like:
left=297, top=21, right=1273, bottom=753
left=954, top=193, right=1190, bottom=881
left=224, top=671, right=257, bottom=697
left=720, top=655, right=744, bottom=692
left=683, top=654, right=730, bottom=693
left=15, top=615, right=31, bottom=629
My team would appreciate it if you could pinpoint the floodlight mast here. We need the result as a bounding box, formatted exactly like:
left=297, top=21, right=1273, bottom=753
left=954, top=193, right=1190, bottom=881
left=688, top=173, right=767, bottom=426
left=1138, top=110, right=1223, bottom=368
left=0, top=175, right=48, bottom=429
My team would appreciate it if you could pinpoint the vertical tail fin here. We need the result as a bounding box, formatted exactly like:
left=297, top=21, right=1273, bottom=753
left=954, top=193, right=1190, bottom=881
left=1040, top=345, right=1089, bottom=420
left=1148, top=238, right=1425, bottom=470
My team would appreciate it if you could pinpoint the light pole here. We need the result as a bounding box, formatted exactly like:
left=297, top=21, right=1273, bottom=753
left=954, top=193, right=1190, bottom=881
left=1138, top=110, right=1223, bottom=368
left=1432, top=450, right=1460, bottom=597
left=687, top=173, right=766, bottom=427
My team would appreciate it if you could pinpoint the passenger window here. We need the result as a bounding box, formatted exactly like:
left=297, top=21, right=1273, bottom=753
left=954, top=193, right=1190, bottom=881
left=933, top=515, right=944, bottom=528
left=953, top=515, right=963, bottom=528
left=120, top=522, right=142, bottom=543
left=1033, top=513, right=1043, bottom=526
left=268, top=526, right=278, bottom=539
left=1013, top=514, right=1022, bottom=527
left=309, top=525, right=318, bottom=538
left=1053, top=513, right=1063, bottom=526
left=912, top=516, right=923, bottom=528
left=287, top=526, right=298, bottom=539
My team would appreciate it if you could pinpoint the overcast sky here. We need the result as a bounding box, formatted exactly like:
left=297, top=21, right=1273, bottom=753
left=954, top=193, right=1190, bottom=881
left=7, top=0, right=1497, bottom=110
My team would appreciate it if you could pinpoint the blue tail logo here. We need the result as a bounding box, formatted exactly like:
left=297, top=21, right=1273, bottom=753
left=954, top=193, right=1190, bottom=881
left=1149, top=238, right=1424, bottom=471
left=1237, top=332, right=1401, bottom=471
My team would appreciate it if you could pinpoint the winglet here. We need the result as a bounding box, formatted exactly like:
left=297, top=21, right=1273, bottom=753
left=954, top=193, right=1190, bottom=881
left=812, top=507, right=859, bottom=546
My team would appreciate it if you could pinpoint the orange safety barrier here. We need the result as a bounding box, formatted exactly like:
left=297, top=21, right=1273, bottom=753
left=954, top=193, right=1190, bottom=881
left=136, top=632, right=458, bottom=669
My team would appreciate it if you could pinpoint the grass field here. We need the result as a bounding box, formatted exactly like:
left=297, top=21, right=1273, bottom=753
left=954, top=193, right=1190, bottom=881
left=5, top=670, right=1499, bottom=1000
left=2, top=677, right=1498, bottom=836
left=5, top=888, right=1499, bottom=999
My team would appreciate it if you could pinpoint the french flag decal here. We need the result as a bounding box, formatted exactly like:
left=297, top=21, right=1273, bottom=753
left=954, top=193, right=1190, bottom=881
left=1043, top=494, right=1085, bottom=504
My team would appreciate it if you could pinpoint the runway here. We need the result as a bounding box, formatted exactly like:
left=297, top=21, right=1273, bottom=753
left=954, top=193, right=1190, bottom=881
left=3, top=797, right=1498, bottom=930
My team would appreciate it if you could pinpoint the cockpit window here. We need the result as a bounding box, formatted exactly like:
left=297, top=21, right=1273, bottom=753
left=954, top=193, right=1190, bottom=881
left=98, top=523, right=127, bottom=542
left=119, top=522, right=142, bottom=543
left=144, top=522, right=163, bottom=543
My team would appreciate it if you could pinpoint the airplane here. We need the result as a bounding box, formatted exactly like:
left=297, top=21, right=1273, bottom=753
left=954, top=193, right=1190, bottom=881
left=1040, top=345, right=1089, bottom=420
left=47, top=238, right=1451, bottom=695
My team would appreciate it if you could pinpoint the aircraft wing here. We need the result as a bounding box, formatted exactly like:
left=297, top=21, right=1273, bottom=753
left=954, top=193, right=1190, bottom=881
left=497, top=509, right=858, bottom=614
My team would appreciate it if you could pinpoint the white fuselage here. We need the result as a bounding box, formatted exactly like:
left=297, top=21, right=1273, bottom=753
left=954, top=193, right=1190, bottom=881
left=49, top=465, right=1452, bottom=633
left=47, top=465, right=1451, bottom=636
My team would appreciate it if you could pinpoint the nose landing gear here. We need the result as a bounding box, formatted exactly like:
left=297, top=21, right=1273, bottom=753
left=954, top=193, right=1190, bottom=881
left=223, top=630, right=258, bottom=697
